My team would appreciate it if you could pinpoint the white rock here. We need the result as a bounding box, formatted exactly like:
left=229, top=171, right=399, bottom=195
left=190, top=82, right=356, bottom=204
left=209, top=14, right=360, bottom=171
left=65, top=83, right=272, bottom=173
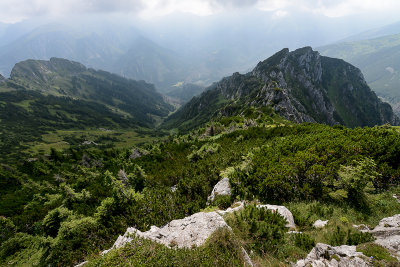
left=241, top=247, right=254, bottom=267
left=313, top=219, right=329, bottom=228
left=294, top=243, right=369, bottom=267
left=208, top=177, right=231, bottom=202
left=102, top=211, right=230, bottom=254
left=369, top=214, right=400, bottom=258
left=74, top=261, right=88, bottom=267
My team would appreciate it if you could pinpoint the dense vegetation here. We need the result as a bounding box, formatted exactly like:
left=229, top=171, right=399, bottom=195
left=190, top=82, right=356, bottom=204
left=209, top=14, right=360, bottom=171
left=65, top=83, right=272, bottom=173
left=2, top=110, right=400, bottom=265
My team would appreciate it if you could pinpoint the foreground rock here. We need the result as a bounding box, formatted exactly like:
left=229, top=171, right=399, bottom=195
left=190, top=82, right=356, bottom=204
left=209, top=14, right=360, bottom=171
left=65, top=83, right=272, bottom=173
left=102, top=211, right=230, bottom=254
left=368, top=214, right=400, bottom=258
left=294, top=243, right=370, bottom=267
left=207, top=177, right=231, bottom=202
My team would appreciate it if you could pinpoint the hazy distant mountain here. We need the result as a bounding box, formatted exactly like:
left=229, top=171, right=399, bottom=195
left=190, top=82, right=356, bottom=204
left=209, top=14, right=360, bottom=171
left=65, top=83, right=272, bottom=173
left=113, top=37, right=188, bottom=89
left=165, top=83, right=205, bottom=103
left=0, top=13, right=394, bottom=95
left=319, top=29, right=400, bottom=115
left=164, top=47, right=398, bottom=132
left=0, top=23, right=189, bottom=92
left=341, top=20, right=400, bottom=42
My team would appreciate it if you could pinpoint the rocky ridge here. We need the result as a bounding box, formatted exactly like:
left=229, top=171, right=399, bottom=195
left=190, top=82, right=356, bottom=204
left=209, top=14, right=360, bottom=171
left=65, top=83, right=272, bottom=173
left=165, top=47, right=399, bottom=131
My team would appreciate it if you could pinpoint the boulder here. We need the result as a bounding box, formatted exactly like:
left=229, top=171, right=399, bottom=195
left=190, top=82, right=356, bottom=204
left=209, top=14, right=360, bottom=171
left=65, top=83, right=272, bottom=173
left=102, top=211, right=230, bottom=254
left=368, top=214, right=400, bottom=258
left=294, top=243, right=370, bottom=267
left=208, top=177, right=231, bottom=202
left=313, top=219, right=329, bottom=228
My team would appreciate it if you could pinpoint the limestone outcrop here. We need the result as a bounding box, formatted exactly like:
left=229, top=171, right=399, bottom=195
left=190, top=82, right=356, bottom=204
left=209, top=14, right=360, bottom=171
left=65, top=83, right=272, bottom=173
left=208, top=177, right=231, bottom=202
left=367, top=214, right=400, bottom=258
left=294, top=243, right=370, bottom=267
left=102, top=211, right=230, bottom=254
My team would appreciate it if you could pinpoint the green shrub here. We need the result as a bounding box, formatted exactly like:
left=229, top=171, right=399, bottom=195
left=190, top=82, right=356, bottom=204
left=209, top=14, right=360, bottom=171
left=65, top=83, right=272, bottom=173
left=42, top=207, right=73, bottom=237
left=0, top=216, right=16, bottom=244
left=47, top=217, right=101, bottom=266
left=357, top=243, right=398, bottom=262
left=211, top=195, right=232, bottom=210
left=0, top=233, right=49, bottom=266
left=226, top=203, right=287, bottom=254
left=294, top=233, right=315, bottom=251
left=187, top=143, right=221, bottom=162
left=347, top=230, right=374, bottom=246
left=330, top=158, right=378, bottom=209
left=327, top=225, right=374, bottom=246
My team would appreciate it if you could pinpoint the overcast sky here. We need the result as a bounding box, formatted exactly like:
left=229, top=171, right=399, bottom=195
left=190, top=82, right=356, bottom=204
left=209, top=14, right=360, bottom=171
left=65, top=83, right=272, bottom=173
left=1, top=0, right=400, bottom=23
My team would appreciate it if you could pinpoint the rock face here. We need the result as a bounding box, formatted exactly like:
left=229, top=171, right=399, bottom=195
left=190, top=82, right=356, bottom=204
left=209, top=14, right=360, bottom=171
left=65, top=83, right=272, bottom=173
left=103, top=211, right=230, bottom=254
left=208, top=177, right=231, bottom=202
left=313, top=219, right=329, bottom=228
left=165, top=47, right=399, bottom=132
left=294, top=243, right=370, bottom=267
left=368, top=214, right=400, bottom=258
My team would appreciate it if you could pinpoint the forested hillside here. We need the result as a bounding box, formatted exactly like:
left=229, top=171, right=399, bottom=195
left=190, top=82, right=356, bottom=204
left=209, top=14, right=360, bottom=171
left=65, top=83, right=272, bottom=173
left=0, top=58, right=173, bottom=162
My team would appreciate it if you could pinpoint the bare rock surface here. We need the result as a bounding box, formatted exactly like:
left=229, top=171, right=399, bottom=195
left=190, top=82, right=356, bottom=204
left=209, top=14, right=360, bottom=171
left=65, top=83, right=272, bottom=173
left=368, top=214, right=400, bottom=258
left=313, top=219, right=329, bottom=228
left=102, top=211, right=230, bottom=254
left=207, top=177, right=231, bottom=202
left=294, top=243, right=370, bottom=267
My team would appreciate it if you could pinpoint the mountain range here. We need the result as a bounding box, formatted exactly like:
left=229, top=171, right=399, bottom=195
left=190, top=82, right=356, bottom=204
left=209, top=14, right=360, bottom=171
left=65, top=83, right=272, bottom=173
left=1, top=15, right=396, bottom=94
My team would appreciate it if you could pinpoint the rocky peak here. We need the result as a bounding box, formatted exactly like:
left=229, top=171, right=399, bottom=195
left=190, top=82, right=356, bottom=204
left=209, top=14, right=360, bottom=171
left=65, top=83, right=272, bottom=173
left=253, top=47, right=322, bottom=85
left=165, top=47, right=399, bottom=132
